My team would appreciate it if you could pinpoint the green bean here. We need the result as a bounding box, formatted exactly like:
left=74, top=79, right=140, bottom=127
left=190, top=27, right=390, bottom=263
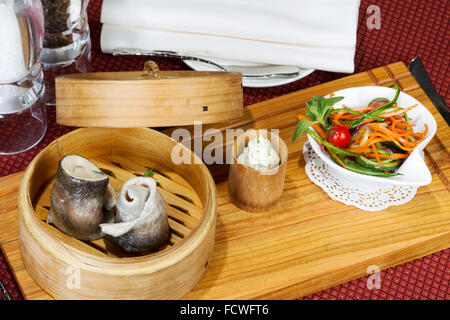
left=369, top=84, right=401, bottom=116
left=349, top=84, right=401, bottom=129
left=335, top=154, right=400, bottom=177
left=404, top=112, right=410, bottom=130
left=380, top=107, right=403, bottom=114
left=330, top=108, right=384, bottom=121
left=356, top=156, right=401, bottom=172
left=330, top=108, right=360, bottom=115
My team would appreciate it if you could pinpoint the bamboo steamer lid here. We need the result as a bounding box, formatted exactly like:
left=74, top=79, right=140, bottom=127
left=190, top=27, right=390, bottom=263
left=55, top=61, right=243, bottom=127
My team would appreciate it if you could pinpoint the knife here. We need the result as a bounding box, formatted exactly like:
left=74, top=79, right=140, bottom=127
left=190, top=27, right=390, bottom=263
left=409, top=57, right=449, bottom=125
left=112, top=48, right=301, bottom=79
left=224, top=65, right=301, bottom=78
left=0, top=279, right=12, bottom=300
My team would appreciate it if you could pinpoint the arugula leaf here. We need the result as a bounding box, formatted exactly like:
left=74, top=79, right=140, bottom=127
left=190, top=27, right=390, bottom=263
left=305, top=95, right=344, bottom=130
left=305, top=95, right=323, bottom=120
left=292, top=119, right=312, bottom=142
left=321, top=96, right=345, bottom=109
left=292, top=95, right=345, bottom=143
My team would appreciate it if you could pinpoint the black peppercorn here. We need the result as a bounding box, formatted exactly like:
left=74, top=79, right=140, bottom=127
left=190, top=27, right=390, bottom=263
left=41, top=0, right=74, bottom=48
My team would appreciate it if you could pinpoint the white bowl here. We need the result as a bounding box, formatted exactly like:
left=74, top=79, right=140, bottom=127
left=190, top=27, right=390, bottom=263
left=307, top=86, right=437, bottom=188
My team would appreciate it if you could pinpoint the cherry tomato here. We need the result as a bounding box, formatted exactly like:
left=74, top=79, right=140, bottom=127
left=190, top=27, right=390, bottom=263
left=326, top=125, right=351, bottom=148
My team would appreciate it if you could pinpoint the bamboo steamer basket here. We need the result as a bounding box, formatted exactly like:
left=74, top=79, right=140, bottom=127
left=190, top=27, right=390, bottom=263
left=18, top=127, right=217, bottom=299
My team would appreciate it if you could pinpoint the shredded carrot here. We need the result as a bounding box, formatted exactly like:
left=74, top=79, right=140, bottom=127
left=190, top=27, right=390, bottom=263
left=333, top=111, right=346, bottom=125
left=296, top=114, right=327, bottom=138
left=352, top=126, right=370, bottom=143
left=422, top=124, right=428, bottom=138
left=368, top=138, right=386, bottom=147
left=395, top=120, right=415, bottom=127
left=314, top=125, right=327, bottom=138
left=368, top=128, right=417, bottom=152
left=355, top=133, right=365, bottom=145
left=372, top=132, right=394, bottom=141
left=380, top=104, right=418, bottom=118
left=371, top=144, right=384, bottom=166
left=352, top=106, right=376, bottom=112
left=345, top=148, right=373, bottom=153
left=397, top=130, right=416, bottom=136
left=365, top=138, right=385, bottom=148
left=360, top=133, right=383, bottom=148
left=391, top=140, right=416, bottom=152
left=390, top=117, right=397, bottom=132
left=297, top=114, right=312, bottom=122
left=366, top=153, right=408, bottom=159
left=325, top=146, right=346, bottom=168
left=342, top=116, right=362, bottom=121
left=368, top=123, right=406, bottom=141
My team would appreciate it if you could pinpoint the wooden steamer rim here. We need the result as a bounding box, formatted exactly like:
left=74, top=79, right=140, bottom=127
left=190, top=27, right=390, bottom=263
left=55, top=61, right=243, bottom=128
left=18, top=127, right=217, bottom=299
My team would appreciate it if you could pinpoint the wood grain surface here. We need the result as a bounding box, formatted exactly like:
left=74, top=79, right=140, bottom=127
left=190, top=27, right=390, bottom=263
left=1, top=62, right=449, bottom=299
left=55, top=70, right=243, bottom=128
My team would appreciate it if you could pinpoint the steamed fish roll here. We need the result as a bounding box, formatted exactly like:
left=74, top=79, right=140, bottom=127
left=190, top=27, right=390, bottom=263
left=103, top=183, right=118, bottom=211
left=47, top=155, right=114, bottom=240
left=100, top=177, right=169, bottom=254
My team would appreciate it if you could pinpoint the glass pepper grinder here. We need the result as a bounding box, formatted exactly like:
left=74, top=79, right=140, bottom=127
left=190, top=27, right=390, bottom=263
left=40, top=0, right=91, bottom=105
left=0, top=0, right=47, bottom=155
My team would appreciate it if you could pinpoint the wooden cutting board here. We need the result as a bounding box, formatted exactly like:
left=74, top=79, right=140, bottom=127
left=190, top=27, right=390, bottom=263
left=1, top=62, right=449, bottom=300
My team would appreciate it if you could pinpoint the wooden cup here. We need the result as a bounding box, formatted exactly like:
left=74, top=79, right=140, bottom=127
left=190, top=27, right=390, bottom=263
left=228, top=129, right=288, bottom=212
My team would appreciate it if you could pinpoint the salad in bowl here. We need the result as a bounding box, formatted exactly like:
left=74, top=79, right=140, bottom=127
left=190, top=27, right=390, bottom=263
left=292, top=85, right=437, bottom=187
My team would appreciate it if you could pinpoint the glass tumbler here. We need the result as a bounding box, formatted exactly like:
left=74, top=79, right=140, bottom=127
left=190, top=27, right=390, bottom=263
left=0, top=0, right=47, bottom=155
left=40, top=0, right=91, bottom=105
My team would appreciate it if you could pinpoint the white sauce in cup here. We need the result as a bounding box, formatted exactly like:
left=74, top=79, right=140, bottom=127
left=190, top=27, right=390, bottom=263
left=237, top=134, right=280, bottom=171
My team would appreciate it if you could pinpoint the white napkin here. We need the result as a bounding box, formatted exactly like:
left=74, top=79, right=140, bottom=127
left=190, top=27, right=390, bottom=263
left=100, top=0, right=361, bottom=73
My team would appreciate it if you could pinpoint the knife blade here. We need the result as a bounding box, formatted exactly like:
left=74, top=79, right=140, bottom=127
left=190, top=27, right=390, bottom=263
left=409, top=56, right=449, bottom=125
left=0, top=279, right=12, bottom=300
left=224, top=65, right=301, bottom=78
left=112, top=48, right=301, bottom=79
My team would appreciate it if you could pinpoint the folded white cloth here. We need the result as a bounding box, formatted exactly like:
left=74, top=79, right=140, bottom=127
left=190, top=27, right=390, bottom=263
left=100, top=0, right=361, bottom=73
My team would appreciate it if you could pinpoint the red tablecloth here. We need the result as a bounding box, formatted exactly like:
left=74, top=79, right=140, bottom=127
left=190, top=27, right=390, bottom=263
left=0, top=0, right=448, bottom=300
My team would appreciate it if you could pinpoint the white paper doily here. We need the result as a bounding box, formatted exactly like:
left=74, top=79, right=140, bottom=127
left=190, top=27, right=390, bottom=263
left=303, top=142, right=418, bottom=211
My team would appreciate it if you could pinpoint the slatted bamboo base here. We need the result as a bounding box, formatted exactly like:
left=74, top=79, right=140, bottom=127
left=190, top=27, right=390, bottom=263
left=32, top=155, right=203, bottom=258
